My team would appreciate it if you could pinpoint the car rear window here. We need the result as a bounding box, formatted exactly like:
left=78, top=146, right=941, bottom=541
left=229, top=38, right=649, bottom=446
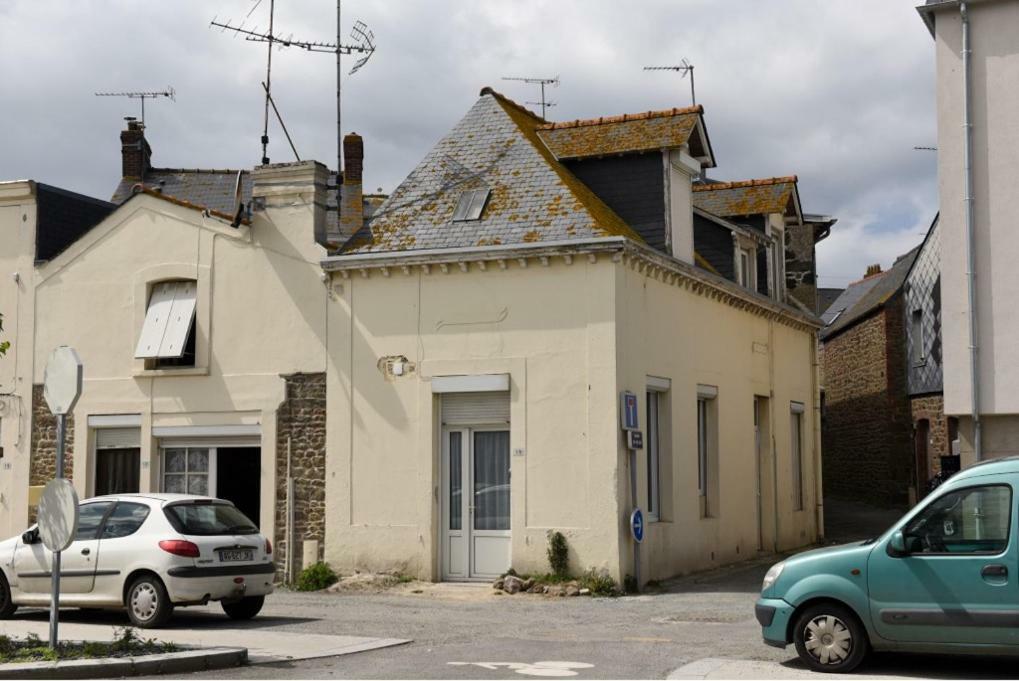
left=163, top=503, right=259, bottom=536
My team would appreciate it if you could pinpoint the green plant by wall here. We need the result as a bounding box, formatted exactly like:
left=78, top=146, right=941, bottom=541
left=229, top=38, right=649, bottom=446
left=546, top=530, right=569, bottom=578
left=579, top=568, right=619, bottom=596
left=295, top=561, right=339, bottom=591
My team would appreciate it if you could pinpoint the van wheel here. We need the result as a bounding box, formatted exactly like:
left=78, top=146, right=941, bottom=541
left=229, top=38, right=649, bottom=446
left=793, top=603, right=868, bottom=673
left=222, top=595, right=264, bottom=620
left=0, top=572, right=17, bottom=619
left=126, top=575, right=173, bottom=628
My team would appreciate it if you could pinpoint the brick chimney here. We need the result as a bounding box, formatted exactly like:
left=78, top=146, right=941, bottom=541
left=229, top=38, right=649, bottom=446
left=337, top=133, right=364, bottom=245
left=120, top=118, right=151, bottom=179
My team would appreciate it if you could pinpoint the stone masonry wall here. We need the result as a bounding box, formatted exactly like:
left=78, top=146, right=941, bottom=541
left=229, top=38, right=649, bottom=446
left=911, top=393, right=949, bottom=483
left=29, top=384, right=75, bottom=523
left=821, top=301, right=914, bottom=507
left=274, top=373, right=326, bottom=581
left=30, top=384, right=74, bottom=485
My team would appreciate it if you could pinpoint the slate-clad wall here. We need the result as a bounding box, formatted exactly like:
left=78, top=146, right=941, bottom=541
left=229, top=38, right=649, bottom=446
left=821, top=302, right=914, bottom=508
left=274, top=372, right=327, bottom=579
left=35, top=185, right=114, bottom=262
left=566, top=154, right=667, bottom=251
left=693, top=214, right=735, bottom=280
left=785, top=222, right=817, bottom=313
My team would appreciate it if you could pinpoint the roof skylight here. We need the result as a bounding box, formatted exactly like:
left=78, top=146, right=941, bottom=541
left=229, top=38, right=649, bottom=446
left=452, top=189, right=491, bottom=222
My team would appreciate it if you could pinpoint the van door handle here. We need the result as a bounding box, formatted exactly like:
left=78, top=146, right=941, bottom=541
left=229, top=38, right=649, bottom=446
left=80, top=548, right=90, bottom=556
left=981, top=564, right=1007, bottom=578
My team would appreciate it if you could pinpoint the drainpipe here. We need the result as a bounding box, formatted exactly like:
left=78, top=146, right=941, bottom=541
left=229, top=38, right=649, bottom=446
left=961, top=2, right=983, bottom=461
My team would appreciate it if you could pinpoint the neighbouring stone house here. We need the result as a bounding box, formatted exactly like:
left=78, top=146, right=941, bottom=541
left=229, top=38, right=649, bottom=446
left=903, top=216, right=958, bottom=492
left=320, top=87, right=829, bottom=585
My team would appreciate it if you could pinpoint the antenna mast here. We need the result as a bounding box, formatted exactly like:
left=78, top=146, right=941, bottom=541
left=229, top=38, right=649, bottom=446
left=211, top=0, right=376, bottom=171
left=94, top=88, right=175, bottom=123
left=644, top=59, right=696, bottom=106
left=501, top=76, right=559, bottom=119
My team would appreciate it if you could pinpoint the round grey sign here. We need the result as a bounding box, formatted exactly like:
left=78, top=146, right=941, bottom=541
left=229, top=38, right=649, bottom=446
left=43, top=347, right=83, bottom=416
left=38, top=479, right=79, bottom=552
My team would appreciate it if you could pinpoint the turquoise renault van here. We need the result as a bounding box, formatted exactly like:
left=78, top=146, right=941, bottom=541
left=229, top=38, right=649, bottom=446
left=756, top=457, right=1019, bottom=673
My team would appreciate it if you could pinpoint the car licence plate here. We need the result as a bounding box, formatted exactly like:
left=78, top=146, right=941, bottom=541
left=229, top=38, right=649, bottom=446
left=219, top=549, right=254, bottom=562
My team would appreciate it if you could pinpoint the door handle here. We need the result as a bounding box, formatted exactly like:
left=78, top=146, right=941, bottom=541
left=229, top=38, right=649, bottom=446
left=981, top=564, right=1007, bottom=578
left=80, top=548, right=90, bottom=556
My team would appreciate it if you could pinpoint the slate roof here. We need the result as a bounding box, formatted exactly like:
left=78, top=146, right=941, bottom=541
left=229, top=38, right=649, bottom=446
left=820, top=246, right=922, bottom=340
left=339, top=88, right=642, bottom=254
left=818, top=287, right=846, bottom=319
left=692, top=177, right=801, bottom=219
left=111, top=168, right=379, bottom=236
left=536, top=106, right=706, bottom=160
left=35, top=183, right=115, bottom=262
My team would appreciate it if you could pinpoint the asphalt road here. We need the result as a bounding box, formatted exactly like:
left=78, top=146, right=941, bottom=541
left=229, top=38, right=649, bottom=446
left=101, top=553, right=1017, bottom=680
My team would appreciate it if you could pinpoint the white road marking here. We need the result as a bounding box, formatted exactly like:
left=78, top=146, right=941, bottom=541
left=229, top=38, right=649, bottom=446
left=448, top=661, right=595, bottom=677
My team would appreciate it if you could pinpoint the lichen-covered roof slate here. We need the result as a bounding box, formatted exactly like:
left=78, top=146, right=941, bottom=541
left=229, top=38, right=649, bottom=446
left=536, top=107, right=702, bottom=160
left=340, top=91, right=640, bottom=254
left=692, top=177, right=799, bottom=218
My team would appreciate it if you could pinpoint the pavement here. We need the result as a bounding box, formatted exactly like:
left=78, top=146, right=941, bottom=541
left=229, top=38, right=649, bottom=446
left=1, top=501, right=1012, bottom=679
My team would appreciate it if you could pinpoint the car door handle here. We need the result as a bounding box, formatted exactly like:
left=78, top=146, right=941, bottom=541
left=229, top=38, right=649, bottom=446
left=981, top=564, right=1007, bottom=578
left=80, top=548, right=90, bottom=556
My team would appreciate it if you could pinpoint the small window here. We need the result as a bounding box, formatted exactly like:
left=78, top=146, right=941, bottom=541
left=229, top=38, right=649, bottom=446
left=646, top=390, right=661, bottom=521
left=135, top=280, right=197, bottom=367
left=101, top=502, right=151, bottom=539
left=738, top=249, right=751, bottom=288
left=791, top=403, right=805, bottom=511
left=911, top=309, right=925, bottom=365
left=452, top=189, right=491, bottom=222
left=75, top=501, right=115, bottom=541
left=162, top=447, right=210, bottom=496
left=697, top=384, right=718, bottom=518
left=903, top=485, right=1011, bottom=555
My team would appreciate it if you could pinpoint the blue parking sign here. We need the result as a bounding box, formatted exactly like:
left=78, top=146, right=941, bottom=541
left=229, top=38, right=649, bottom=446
left=621, top=391, right=639, bottom=431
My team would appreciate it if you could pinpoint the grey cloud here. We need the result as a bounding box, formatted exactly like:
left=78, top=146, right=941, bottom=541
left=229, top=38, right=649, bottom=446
left=0, top=0, right=939, bottom=287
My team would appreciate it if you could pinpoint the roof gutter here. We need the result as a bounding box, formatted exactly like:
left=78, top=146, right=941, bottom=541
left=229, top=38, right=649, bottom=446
left=961, top=2, right=983, bottom=461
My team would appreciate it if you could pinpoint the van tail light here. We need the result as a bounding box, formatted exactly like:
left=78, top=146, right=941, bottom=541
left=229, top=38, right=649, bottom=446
left=265, top=538, right=273, bottom=555
left=159, top=540, right=200, bottom=558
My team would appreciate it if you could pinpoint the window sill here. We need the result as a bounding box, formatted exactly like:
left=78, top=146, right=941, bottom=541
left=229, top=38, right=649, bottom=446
left=133, top=366, right=209, bottom=378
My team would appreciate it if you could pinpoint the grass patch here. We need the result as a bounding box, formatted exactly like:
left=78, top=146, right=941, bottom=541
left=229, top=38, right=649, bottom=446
left=0, top=628, right=177, bottom=663
left=578, top=568, right=620, bottom=597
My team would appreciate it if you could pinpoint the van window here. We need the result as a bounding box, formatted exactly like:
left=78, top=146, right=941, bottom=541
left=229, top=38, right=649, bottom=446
left=903, top=485, right=1011, bottom=554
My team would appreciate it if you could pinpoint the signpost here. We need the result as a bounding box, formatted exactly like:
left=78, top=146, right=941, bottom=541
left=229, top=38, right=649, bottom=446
left=41, top=347, right=82, bottom=650
left=620, top=391, right=642, bottom=592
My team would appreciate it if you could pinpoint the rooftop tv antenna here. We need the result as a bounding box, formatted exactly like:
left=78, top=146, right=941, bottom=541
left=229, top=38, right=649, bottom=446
left=644, top=59, right=696, bottom=106
left=94, top=88, right=175, bottom=124
left=913, top=146, right=938, bottom=151
left=211, top=0, right=376, bottom=175
left=501, top=76, right=559, bottom=120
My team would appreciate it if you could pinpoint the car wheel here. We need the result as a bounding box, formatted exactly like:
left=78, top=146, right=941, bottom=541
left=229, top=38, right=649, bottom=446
left=126, top=575, right=173, bottom=629
left=793, top=603, right=868, bottom=673
left=222, top=595, right=264, bottom=620
left=0, top=572, right=17, bottom=619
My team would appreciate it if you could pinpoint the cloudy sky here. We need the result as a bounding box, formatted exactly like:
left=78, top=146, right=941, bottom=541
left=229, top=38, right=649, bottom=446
left=0, top=0, right=938, bottom=289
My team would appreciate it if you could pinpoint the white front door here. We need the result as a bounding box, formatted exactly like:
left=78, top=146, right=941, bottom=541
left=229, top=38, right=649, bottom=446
left=442, top=428, right=511, bottom=580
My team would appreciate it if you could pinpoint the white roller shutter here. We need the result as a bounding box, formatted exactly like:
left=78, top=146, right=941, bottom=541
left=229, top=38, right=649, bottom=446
left=95, top=427, right=141, bottom=450
left=441, top=392, right=510, bottom=425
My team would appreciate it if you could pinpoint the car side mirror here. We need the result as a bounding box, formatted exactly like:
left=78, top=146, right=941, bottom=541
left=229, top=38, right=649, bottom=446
left=887, top=530, right=909, bottom=558
left=21, top=528, right=39, bottom=545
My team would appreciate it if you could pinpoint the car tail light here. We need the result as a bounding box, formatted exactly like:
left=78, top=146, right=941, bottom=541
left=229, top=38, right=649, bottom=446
left=159, top=540, right=200, bottom=558
left=265, top=538, right=273, bottom=555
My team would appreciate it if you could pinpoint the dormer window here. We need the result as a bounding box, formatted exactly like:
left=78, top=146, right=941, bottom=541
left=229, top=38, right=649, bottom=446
left=135, top=280, right=198, bottom=368
left=452, top=189, right=491, bottom=222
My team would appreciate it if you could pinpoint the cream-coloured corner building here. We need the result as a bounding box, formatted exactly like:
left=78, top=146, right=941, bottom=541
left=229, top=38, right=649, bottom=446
left=918, top=0, right=1019, bottom=463
left=0, top=129, right=338, bottom=581
left=2, top=90, right=827, bottom=587
left=319, top=88, right=825, bottom=585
